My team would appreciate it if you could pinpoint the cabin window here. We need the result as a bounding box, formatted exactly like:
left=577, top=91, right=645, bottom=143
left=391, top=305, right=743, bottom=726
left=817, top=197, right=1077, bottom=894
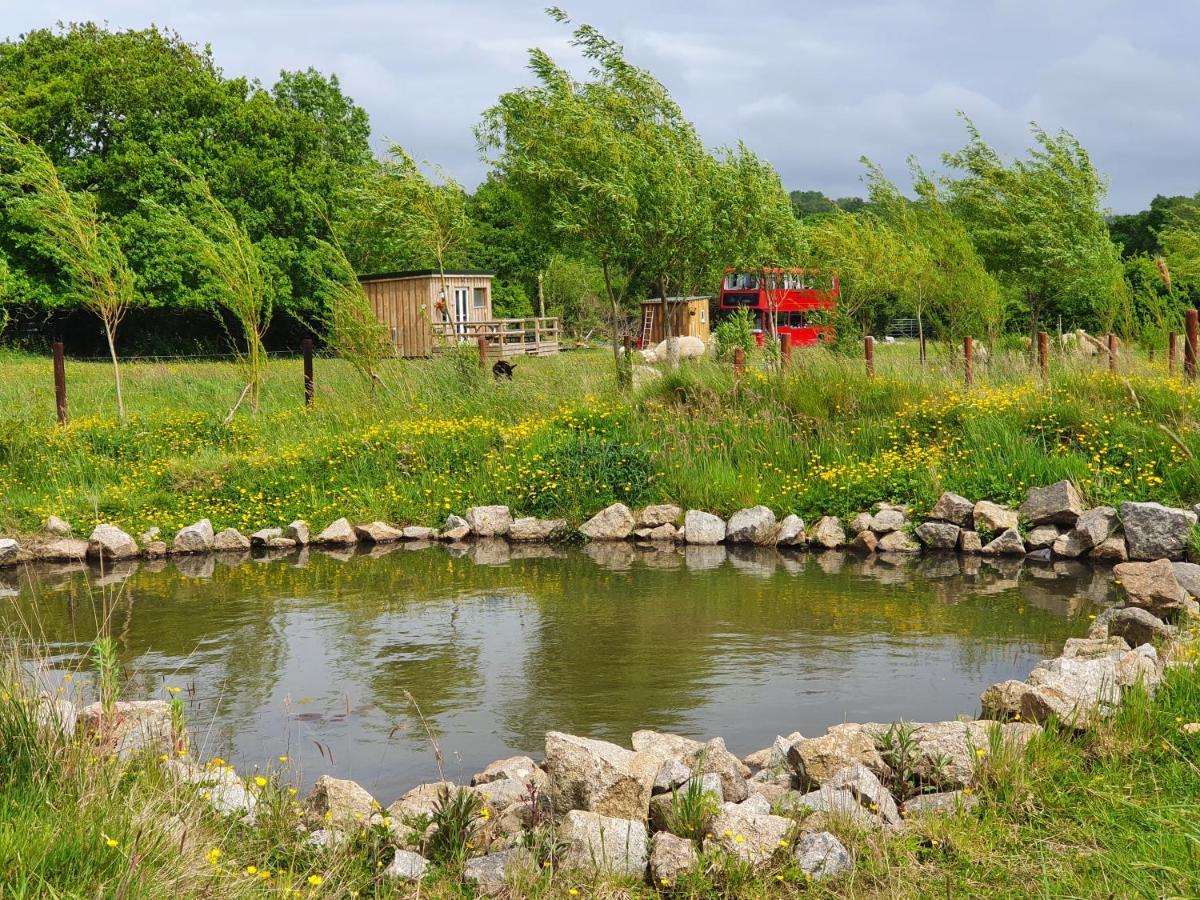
left=473, top=287, right=486, bottom=308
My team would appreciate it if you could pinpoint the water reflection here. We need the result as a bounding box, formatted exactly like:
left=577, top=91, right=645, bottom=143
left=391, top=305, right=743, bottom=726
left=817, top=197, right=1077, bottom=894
left=1, top=545, right=1110, bottom=801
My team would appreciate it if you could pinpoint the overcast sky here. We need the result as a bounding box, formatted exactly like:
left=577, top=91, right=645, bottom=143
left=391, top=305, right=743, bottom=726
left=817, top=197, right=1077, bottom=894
left=5, top=1, right=1198, bottom=212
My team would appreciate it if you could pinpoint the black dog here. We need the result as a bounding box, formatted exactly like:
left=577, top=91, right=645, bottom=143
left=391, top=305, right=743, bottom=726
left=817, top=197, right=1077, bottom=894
left=492, top=360, right=517, bottom=380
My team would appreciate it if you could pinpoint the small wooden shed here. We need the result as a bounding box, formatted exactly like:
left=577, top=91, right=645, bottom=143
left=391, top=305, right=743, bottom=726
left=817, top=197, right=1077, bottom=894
left=638, top=296, right=712, bottom=347
left=359, top=270, right=494, bottom=358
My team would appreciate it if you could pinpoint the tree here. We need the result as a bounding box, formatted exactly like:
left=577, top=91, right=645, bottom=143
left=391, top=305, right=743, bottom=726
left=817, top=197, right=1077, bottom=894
left=311, top=239, right=392, bottom=392
left=1108, top=193, right=1200, bottom=258
left=0, top=122, right=133, bottom=417
left=542, top=254, right=608, bottom=337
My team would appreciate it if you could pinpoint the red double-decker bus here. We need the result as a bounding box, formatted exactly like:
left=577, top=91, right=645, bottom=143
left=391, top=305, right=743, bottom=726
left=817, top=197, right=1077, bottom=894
left=717, top=267, right=838, bottom=347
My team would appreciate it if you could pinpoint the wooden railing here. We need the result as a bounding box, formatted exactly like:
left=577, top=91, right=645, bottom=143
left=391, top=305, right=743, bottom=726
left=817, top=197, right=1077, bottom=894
left=433, top=317, right=561, bottom=358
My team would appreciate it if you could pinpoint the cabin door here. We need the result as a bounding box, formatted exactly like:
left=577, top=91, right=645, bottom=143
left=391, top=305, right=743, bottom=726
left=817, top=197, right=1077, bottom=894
left=453, top=287, right=470, bottom=338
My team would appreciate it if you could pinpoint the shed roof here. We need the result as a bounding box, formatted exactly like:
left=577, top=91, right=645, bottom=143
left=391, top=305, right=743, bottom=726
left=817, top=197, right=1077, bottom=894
left=643, top=295, right=712, bottom=304
left=358, top=269, right=495, bottom=283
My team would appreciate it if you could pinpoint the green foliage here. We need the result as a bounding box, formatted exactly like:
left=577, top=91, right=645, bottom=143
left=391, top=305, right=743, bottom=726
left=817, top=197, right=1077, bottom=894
left=712, top=308, right=756, bottom=360
left=310, top=239, right=392, bottom=390
left=90, top=637, right=120, bottom=716
left=542, top=254, right=608, bottom=336
left=664, top=774, right=721, bottom=841
left=423, top=786, right=482, bottom=870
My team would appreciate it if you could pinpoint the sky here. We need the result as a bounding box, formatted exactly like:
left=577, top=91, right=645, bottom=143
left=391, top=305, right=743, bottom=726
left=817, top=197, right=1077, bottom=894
left=3, top=0, right=1198, bottom=212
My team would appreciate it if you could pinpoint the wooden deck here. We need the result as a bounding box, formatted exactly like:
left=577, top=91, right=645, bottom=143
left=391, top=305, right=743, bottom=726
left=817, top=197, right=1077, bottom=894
left=434, top=317, right=561, bottom=358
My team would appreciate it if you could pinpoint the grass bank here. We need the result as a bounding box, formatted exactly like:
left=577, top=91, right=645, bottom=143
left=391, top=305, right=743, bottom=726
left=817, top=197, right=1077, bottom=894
left=1, top=344, right=1198, bottom=541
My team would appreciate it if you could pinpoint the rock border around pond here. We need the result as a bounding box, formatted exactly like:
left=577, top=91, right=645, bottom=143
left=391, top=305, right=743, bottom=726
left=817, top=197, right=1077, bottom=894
left=3, top=480, right=1197, bottom=569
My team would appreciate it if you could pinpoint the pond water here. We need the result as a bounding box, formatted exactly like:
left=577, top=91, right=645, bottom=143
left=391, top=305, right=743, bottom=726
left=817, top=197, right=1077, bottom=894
left=1, top=541, right=1110, bottom=802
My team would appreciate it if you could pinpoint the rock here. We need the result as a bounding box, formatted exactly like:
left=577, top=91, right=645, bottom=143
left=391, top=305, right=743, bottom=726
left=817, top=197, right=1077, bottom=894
left=466, top=506, right=514, bottom=537
left=929, top=492, right=975, bottom=529
left=652, top=759, right=694, bottom=794
left=810, top=516, right=846, bottom=549
left=1091, top=534, right=1129, bottom=562
left=544, top=731, right=657, bottom=820
left=354, top=521, right=404, bottom=543
left=508, top=517, right=567, bottom=541
left=640, top=504, right=682, bottom=527
left=249, top=527, right=282, bottom=547
left=442, top=514, right=471, bottom=541
left=558, top=810, right=647, bottom=877
left=1171, top=562, right=1200, bottom=598
left=787, top=730, right=887, bottom=789
left=36, top=696, right=78, bottom=735
left=471, top=755, right=544, bottom=788
left=973, top=501, right=1018, bottom=534
left=726, top=506, right=778, bottom=545
left=915, top=522, right=960, bottom=550
left=899, top=721, right=1041, bottom=789
left=685, top=737, right=749, bottom=803
left=650, top=832, right=698, bottom=885
left=877, top=530, right=920, bottom=553
left=1074, top=506, right=1118, bottom=544
left=29, top=538, right=89, bottom=562
left=635, top=523, right=677, bottom=542
left=1052, top=528, right=1092, bottom=559
left=631, top=730, right=705, bottom=760
left=212, top=528, right=250, bottom=552
left=80, top=700, right=174, bottom=760
left=1021, top=655, right=1124, bottom=727
left=284, top=520, right=310, bottom=545
left=313, top=518, right=357, bottom=545
left=163, top=758, right=256, bottom=817
left=1120, top=502, right=1198, bottom=561
left=902, top=790, right=979, bottom=818
left=307, top=829, right=347, bottom=849
left=982, top=528, right=1025, bottom=556
left=172, top=519, right=214, bottom=554
left=386, top=781, right=457, bottom=821
left=704, top=805, right=792, bottom=870
left=384, top=849, right=429, bottom=881
left=870, top=508, right=907, bottom=534
left=850, top=530, right=878, bottom=553
left=683, top=510, right=726, bottom=545
left=959, top=530, right=983, bottom=554
left=143, top=541, right=168, bottom=558
left=1019, top=481, right=1083, bottom=526
left=1114, top=559, right=1187, bottom=615
left=1025, top=548, right=1053, bottom=564
left=736, top=793, right=773, bottom=816
left=464, top=847, right=532, bottom=893
left=775, top=515, right=806, bottom=546
left=1025, top=525, right=1061, bottom=551
left=744, top=732, right=803, bottom=771
left=579, top=503, right=635, bottom=541
left=782, top=785, right=875, bottom=826
left=980, top=680, right=1035, bottom=720
left=849, top=512, right=874, bottom=534
left=825, top=764, right=899, bottom=824
left=87, top=524, right=139, bottom=561
left=44, top=515, right=72, bottom=537
left=1108, top=607, right=1173, bottom=647
left=306, top=775, right=378, bottom=829
left=794, top=831, right=853, bottom=881
left=472, top=775, right=537, bottom=810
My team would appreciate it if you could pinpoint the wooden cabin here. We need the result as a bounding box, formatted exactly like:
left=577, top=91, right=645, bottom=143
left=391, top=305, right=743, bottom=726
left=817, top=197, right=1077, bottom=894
left=360, top=270, right=494, bottom=358
left=638, top=296, right=712, bottom=348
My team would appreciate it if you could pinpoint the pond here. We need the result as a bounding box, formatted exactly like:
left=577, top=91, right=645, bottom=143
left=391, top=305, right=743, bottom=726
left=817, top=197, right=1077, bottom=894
left=1, top=541, right=1109, bottom=801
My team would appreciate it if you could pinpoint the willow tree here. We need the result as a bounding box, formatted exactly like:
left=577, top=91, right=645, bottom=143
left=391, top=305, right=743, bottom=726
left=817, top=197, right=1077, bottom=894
left=0, top=122, right=133, bottom=418
left=313, top=238, right=392, bottom=391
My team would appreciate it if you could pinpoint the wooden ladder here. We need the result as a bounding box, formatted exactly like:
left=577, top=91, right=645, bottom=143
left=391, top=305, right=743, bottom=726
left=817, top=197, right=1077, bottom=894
left=640, top=306, right=655, bottom=349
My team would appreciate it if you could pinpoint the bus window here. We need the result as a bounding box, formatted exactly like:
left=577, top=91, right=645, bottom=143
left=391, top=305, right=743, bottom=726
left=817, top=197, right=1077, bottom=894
left=724, top=273, right=759, bottom=290
left=776, top=311, right=806, bottom=328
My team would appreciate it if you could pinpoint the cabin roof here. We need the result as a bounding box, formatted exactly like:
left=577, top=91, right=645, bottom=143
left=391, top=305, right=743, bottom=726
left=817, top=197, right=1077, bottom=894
left=358, top=269, right=495, bottom=282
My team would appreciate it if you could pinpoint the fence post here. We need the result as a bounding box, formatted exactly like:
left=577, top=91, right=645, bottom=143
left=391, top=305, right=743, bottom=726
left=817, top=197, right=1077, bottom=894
left=1169, top=331, right=1178, bottom=377
left=865, top=335, right=875, bottom=379
left=53, top=341, right=68, bottom=425
left=733, top=346, right=745, bottom=378
left=1107, top=333, right=1118, bottom=373
left=301, top=338, right=314, bottom=407
left=1186, top=309, right=1198, bottom=381
left=779, top=332, right=792, bottom=368
left=477, top=335, right=489, bottom=374
left=1037, top=331, right=1049, bottom=382
left=963, top=336, right=973, bottom=387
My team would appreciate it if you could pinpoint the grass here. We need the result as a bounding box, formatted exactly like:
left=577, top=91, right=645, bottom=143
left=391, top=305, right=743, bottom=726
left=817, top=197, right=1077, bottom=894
left=1, top=341, right=1198, bottom=542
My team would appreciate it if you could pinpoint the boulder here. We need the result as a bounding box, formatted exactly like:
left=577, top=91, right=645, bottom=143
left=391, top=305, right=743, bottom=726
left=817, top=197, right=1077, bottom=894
left=743, top=732, right=803, bottom=771
left=635, top=523, right=678, bottom=542
left=29, top=538, right=88, bottom=562
left=163, top=758, right=256, bottom=817
left=1025, top=525, right=1061, bottom=551
left=877, top=530, right=920, bottom=553
left=285, top=520, right=310, bottom=545
left=915, top=522, right=960, bottom=550
left=387, top=781, right=457, bottom=821
left=212, top=528, right=250, bottom=552
left=684, top=737, right=750, bottom=803
left=143, top=541, right=168, bottom=558
left=1171, top=562, right=1200, bottom=599
left=850, top=530, right=878, bottom=553
left=579, top=504, right=635, bottom=541
left=384, top=849, right=429, bottom=881
left=544, top=731, right=657, bottom=820
left=442, top=514, right=471, bottom=541
left=650, top=832, right=698, bottom=885
left=639, top=504, right=682, bottom=527
left=782, top=785, right=876, bottom=827
left=402, top=526, right=439, bottom=540
left=870, top=508, right=907, bottom=534
left=787, top=730, right=887, bottom=789
left=471, top=755, right=545, bottom=788
left=1076, top=506, right=1118, bottom=546
left=1052, top=528, right=1092, bottom=559
left=901, top=790, right=978, bottom=818
left=810, top=516, right=846, bottom=549
left=171, top=519, right=214, bottom=555
left=558, top=810, right=647, bottom=877
left=959, top=531, right=983, bottom=554
left=88, top=524, right=139, bottom=561
left=929, top=492, right=975, bottom=530
left=508, top=517, right=567, bottom=542
left=649, top=773, right=723, bottom=830
left=704, top=805, right=792, bottom=870
left=354, top=521, right=404, bottom=543
left=1108, top=607, right=1173, bottom=647
left=1114, top=559, right=1187, bottom=615
left=466, top=506, right=513, bottom=537
left=1091, top=534, right=1129, bottom=562
left=794, top=831, right=853, bottom=881
left=1019, top=481, right=1083, bottom=526
left=982, top=528, right=1025, bottom=555
left=80, top=700, right=174, bottom=760
left=249, top=527, right=282, bottom=547
left=313, top=518, right=357, bottom=545
left=683, top=510, right=726, bottom=545
left=849, top=512, right=874, bottom=534
left=736, top=793, right=773, bottom=816
left=464, top=847, right=532, bottom=893
left=775, top=514, right=806, bottom=546
left=44, top=515, right=72, bottom=537
left=898, top=721, right=1041, bottom=789
left=1120, top=502, right=1198, bottom=561
left=825, top=764, right=899, bottom=824
left=652, top=759, right=694, bottom=794
left=306, top=775, right=378, bottom=829
left=726, top=506, right=778, bottom=545
left=631, top=730, right=705, bottom=761
left=974, top=501, right=1018, bottom=534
